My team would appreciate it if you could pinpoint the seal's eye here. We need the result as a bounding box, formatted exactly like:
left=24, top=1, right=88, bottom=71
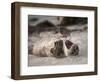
left=65, top=40, right=73, bottom=49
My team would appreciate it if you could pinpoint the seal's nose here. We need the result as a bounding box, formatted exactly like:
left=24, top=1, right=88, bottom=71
left=70, top=44, right=79, bottom=56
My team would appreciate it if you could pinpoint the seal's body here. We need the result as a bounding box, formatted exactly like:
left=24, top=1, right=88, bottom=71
left=32, top=37, right=79, bottom=58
